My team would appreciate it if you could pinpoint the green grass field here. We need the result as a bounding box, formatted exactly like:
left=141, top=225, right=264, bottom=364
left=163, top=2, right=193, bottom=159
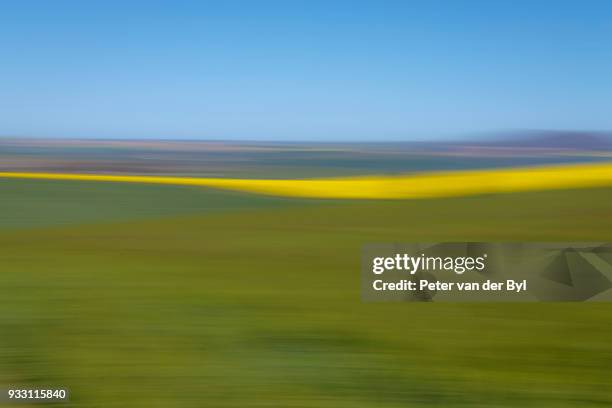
left=1, top=179, right=612, bottom=407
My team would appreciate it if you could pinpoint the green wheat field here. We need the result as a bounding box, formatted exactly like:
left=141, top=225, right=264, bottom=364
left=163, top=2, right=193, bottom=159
left=1, top=178, right=611, bottom=407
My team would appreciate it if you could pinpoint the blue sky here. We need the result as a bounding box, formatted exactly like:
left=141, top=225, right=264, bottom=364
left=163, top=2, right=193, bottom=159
left=1, top=1, right=611, bottom=140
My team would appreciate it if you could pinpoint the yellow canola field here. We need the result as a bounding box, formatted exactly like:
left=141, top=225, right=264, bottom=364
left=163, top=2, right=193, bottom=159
left=1, top=162, right=612, bottom=200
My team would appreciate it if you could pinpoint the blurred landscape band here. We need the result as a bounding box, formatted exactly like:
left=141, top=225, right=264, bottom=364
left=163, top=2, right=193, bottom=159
left=1, top=160, right=612, bottom=199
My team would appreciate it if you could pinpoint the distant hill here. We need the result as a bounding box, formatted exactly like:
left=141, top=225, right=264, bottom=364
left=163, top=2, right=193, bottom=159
left=476, top=131, right=612, bottom=150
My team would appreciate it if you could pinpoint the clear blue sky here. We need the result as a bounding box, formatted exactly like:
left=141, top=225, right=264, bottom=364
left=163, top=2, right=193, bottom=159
left=1, top=1, right=611, bottom=140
